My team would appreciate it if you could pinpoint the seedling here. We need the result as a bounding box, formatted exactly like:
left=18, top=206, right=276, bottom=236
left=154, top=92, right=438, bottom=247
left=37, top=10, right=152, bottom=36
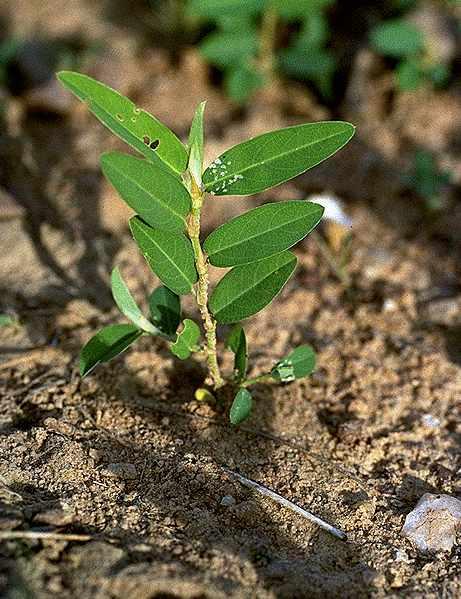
left=370, top=18, right=450, bottom=91
left=188, top=0, right=336, bottom=103
left=58, top=71, right=354, bottom=424
left=404, top=149, right=452, bottom=211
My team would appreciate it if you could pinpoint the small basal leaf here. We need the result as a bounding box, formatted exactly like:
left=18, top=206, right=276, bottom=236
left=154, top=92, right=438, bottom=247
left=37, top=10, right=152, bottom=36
left=188, top=101, right=206, bottom=185
left=170, top=319, right=201, bottom=360
left=79, top=324, right=142, bottom=377
left=203, top=121, right=355, bottom=196
left=209, top=251, right=297, bottom=324
left=225, top=325, right=248, bottom=380
left=57, top=71, right=187, bottom=175
left=271, top=345, right=316, bottom=382
left=101, top=152, right=191, bottom=231
left=230, top=388, right=253, bottom=425
left=149, top=286, right=181, bottom=337
left=111, top=267, right=158, bottom=334
left=204, top=201, right=324, bottom=267
left=130, top=216, right=198, bottom=295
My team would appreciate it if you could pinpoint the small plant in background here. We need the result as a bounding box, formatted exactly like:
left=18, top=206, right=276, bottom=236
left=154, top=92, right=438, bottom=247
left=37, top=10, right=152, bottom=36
left=58, top=71, right=354, bottom=424
left=369, top=17, right=450, bottom=91
left=404, top=149, right=452, bottom=211
left=187, top=0, right=336, bottom=103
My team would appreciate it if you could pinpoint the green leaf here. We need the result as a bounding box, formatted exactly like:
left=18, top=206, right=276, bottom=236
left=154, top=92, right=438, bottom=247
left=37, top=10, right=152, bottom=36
left=278, top=46, right=336, bottom=98
left=226, top=325, right=248, bottom=380
left=396, top=57, right=423, bottom=91
left=57, top=71, right=187, bottom=175
left=111, top=267, right=158, bottom=334
left=230, top=388, right=253, bottom=425
left=271, top=345, right=316, bottom=382
left=204, top=200, right=323, bottom=267
left=370, top=20, right=425, bottom=58
left=200, top=31, right=258, bottom=68
left=225, top=63, right=264, bottom=104
left=188, top=101, right=206, bottom=185
left=149, top=286, right=181, bottom=337
left=101, top=152, right=191, bottom=232
left=188, top=0, right=264, bottom=19
left=275, top=0, right=334, bottom=21
left=130, top=216, right=198, bottom=295
left=79, top=324, right=142, bottom=377
left=209, top=251, right=297, bottom=324
left=0, top=314, right=17, bottom=327
left=170, top=319, right=201, bottom=359
left=203, top=121, right=355, bottom=196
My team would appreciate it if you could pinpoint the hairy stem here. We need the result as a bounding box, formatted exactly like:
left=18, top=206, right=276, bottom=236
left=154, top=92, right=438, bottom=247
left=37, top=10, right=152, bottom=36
left=188, top=179, right=224, bottom=389
left=241, top=373, right=275, bottom=388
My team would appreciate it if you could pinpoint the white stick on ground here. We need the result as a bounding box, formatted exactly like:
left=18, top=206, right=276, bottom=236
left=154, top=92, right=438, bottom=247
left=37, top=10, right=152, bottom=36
left=0, top=531, right=91, bottom=542
left=224, top=468, right=347, bottom=541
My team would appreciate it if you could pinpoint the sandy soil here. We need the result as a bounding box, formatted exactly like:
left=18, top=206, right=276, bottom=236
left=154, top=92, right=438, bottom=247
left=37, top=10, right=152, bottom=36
left=1, top=1, right=460, bottom=597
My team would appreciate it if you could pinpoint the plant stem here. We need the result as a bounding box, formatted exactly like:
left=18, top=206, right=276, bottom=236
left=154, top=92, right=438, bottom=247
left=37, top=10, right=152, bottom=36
left=241, top=373, right=275, bottom=388
left=259, top=3, right=278, bottom=83
left=188, top=179, right=224, bottom=389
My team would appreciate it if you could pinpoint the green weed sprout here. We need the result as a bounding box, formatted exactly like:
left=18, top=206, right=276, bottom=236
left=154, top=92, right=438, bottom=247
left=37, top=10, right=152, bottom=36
left=370, top=18, right=450, bottom=91
left=188, top=0, right=336, bottom=103
left=405, top=150, right=452, bottom=211
left=58, top=71, right=354, bottom=424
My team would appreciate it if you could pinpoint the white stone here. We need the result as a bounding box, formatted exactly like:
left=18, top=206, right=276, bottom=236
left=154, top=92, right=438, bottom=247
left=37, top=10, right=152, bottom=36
left=401, top=493, right=461, bottom=553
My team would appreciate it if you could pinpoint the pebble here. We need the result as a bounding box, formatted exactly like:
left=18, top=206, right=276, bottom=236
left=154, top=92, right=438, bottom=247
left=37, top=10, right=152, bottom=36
left=421, top=414, right=441, bottom=429
left=220, top=495, right=236, bottom=507
left=102, top=463, right=137, bottom=480
left=401, top=493, right=461, bottom=553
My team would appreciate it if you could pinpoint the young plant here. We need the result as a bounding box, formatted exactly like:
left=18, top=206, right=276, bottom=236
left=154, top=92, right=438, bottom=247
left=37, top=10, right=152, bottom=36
left=404, top=149, right=452, bottom=211
left=369, top=18, right=450, bottom=91
left=187, top=0, right=336, bottom=103
left=58, top=71, right=354, bottom=424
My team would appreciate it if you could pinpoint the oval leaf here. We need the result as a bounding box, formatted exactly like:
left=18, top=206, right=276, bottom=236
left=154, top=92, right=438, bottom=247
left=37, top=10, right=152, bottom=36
left=272, top=345, right=316, bottom=382
left=149, top=286, right=181, bottom=337
left=111, top=267, right=158, bottom=334
left=230, top=388, right=253, bottom=425
left=226, top=325, right=248, bottom=381
left=204, top=201, right=324, bottom=267
left=130, top=217, right=198, bottom=295
left=101, top=151, right=191, bottom=231
left=170, top=319, right=201, bottom=360
left=80, top=324, right=142, bottom=377
left=203, top=121, right=355, bottom=196
left=57, top=71, right=187, bottom=175
left=209, top=251, right=297, bottom=324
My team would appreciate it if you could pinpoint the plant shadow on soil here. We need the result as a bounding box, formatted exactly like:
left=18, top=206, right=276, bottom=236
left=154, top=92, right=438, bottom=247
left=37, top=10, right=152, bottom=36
left=64, top=352, right=377, bottom=598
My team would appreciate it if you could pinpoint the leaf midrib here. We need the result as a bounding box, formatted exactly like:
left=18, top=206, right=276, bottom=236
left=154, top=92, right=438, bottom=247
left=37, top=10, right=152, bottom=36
left=208, top=206, right=321, bottom=258
left=107, top=159, right=187, bottom=226
left=206, top=128, right=349, bottom=189
left=213, top=255, right=295, bottom=317
left=136, top=224, right=193, bottom=288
